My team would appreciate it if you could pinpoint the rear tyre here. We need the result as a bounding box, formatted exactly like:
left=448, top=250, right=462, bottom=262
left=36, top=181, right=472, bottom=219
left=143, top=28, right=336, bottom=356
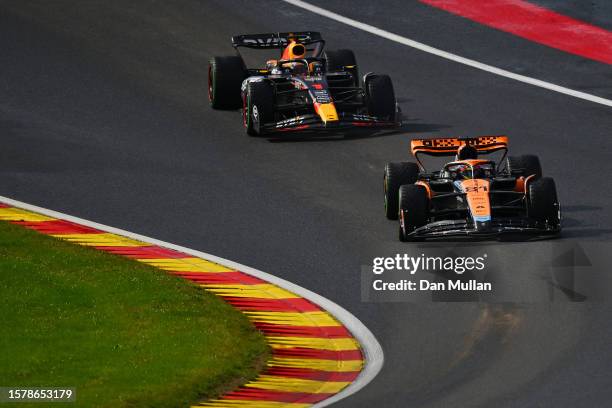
left=244, top=81, right=275, bottom=136
left=324, top=49, right=359, bottom=86
left=208, top=56, right=247, bottom=109
left=528, top=177, right=560, bottom=225
left=366, top=74, right=396, bottom=121
left=506, top=154, right=542, bottom=178
left=384, top=162, right=420, bottom=220
left=399, top=185, right=429, bottom=242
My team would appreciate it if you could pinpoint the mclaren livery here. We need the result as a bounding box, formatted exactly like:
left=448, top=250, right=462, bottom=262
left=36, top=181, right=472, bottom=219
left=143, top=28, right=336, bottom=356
left=208, top=31, right=400, bottom=135
left=384, top=136, right=561, bottom=241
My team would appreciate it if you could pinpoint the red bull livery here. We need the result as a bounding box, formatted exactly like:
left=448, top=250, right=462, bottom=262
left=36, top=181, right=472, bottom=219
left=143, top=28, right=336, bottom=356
left=208, top=32, right=400, bottom=135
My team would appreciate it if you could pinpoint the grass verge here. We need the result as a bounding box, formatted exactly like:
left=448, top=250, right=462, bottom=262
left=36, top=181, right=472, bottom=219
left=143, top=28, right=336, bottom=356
left=0, top=220, right=269, bottom=407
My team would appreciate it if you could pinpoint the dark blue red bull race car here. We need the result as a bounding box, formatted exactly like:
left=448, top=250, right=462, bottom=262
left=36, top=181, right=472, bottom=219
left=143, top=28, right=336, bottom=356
left=208, top=31, right=400, bottom=135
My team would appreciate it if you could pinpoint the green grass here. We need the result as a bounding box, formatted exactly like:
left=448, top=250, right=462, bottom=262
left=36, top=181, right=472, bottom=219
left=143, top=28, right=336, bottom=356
left=0, top=221, right=269, bottom=408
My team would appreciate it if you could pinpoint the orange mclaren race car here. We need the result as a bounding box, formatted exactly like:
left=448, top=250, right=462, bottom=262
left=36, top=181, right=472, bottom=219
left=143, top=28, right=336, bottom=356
left=208, top=31, right=400, bottom=135
left=383, top=136, right=561, bottom=241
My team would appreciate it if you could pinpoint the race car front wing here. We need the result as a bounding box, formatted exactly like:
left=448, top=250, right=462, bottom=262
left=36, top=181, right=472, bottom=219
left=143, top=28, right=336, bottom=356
left=406, top=218, right=561, bottom=241
left=262, top=113, right=399, bottom=133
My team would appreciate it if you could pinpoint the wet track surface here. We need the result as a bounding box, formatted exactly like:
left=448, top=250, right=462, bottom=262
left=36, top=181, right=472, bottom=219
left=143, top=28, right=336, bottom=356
left=1, top=1, right=612, bottom=406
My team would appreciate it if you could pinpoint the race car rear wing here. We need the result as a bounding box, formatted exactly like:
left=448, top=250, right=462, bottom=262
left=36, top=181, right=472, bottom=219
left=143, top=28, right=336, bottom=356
left=232, top=31, right=324, bottom=48
left=411, top=136, right=508, bottom=156
left=411, top=136, right=509, bottom=170
left=232, top=32, right=325, bottom=59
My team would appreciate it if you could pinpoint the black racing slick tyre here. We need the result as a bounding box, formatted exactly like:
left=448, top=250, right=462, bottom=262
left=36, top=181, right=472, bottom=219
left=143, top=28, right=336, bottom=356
left=528, top=177, right=560, bottom=225
left=506, top=154, right=542, bottom=178
left=399, top=185, right=429, bottom=242
left=366, top=74, right=396, bottom=121
left=384, top=162, right=420, bottom=220
left=208, top=56, right=246, bottom=109
left=324, top=49, right=359, bottom=86
left=244, top=81, right=274, bottom=136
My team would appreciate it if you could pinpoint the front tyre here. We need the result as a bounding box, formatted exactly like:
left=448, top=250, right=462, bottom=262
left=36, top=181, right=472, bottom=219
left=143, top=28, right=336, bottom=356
left=244, top=81, right=274, bottom=136
left=398, top=185, right=429, bottom=242
left=384, top=162, right=419, bottom=220
left=366, top=74, right=396, bottom=121
left=527, top=177, right=560, bottom=227
left=208, top=56, right=247, bottom=109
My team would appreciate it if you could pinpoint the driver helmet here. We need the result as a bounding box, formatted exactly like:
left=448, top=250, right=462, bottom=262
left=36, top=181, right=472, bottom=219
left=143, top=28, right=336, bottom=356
left=456, top=144, right=478, bottom=161
left=280, top=40, right=307, bottom=74
left=281, top=40, right=306, bottom=60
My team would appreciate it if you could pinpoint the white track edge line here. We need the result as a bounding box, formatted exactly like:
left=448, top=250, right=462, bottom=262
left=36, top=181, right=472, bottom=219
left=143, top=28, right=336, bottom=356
left=0, top=195, right=383, bottom=407
left=283, top=0, right=612, bottom=108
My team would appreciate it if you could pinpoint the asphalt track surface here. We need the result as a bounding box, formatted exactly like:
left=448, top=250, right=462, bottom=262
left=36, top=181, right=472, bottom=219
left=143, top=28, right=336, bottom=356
left=1, top=1, right=612, bottom=407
